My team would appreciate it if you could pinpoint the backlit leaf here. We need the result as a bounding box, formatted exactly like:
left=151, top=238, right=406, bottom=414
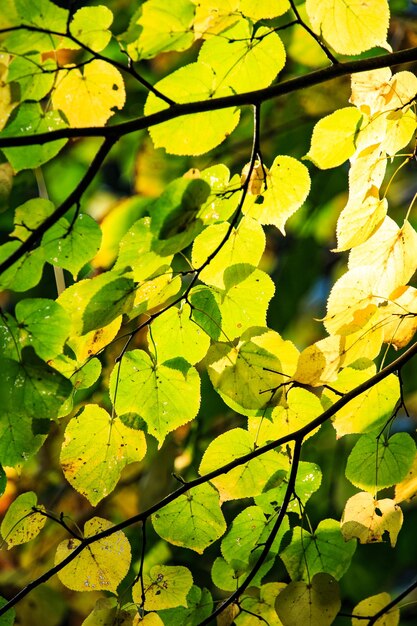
left=52, top=60, right=125, bottom=127
left=243, top=156, right=310, bottom=234
left=133, top=565, right=193, bottom=611
left=110, top=350, right=201, bottom=444
left=341, top=492, right=403, bottom=547
left=395, top=452, right=417, bottom=503
left=199, top=428, right=283, bottom=501
left=55, top=517, right=131, bottom=592
left=346, top=433, right=416, bottom=492
left=305, top=0, right=390, bottom=55
left=1, top=103, right=67, bottom=171
left=306, top=108, right=362, bottom=169
left=69, top=6, right=113, bottom=52
left=15, top=298, right=71, bottom=360
left=145, top=62, right=240, bottom=155
left=152, top=483, right=226, bottom=554
left=1, top=491, right=46, bottom=548
left=42, top=214, right=102, bottom=278
left=60, top=405, right=147, bottom=506
left=352, top=593, right=399, bottom=626
left=281, top=519, right=356, bottom=582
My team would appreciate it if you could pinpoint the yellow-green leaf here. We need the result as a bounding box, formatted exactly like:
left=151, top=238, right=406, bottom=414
left=60, top=405, right=147, bottom=506
left=306, top=108, right=362, bottom=170
left=133, top=565, right=193, bottom=611
left=55, top=517, right=131, bottom=592
left=243, top=156, right=310, bottom=234
left=1, top=491, right=46, bottom=549
left=275, top=573, right=341, bottom=626
left=352, top=593, right=399, bottom=626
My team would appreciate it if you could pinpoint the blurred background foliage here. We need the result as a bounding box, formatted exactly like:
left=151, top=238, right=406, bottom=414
left=1, top=0, right=417, bottom=624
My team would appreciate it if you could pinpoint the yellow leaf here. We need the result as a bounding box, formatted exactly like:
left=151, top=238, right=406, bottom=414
left=68, top=316, right=122, bottom=362
left=395, top=452, right=417, bottom=503
left=378, top=285, right=417, bottom=349
left=350, top=68, right=392, bottom=115
left=352, top=593, right=399, bottom=626
left=134, top=614, right=164, bottom=626
left=348, top=217, right=417, bottom=297
left=345, top=145, right=387, bottom=212
left=243, top=156, right=310, bottom=234
left=334, top=194, right=387, bottom=252
left=55, top=517, right=131, bottom=592
left=52, top=60, right=125, bottom=127
left=239, top=0, right=290, bottom=20
left=1, top=491, right=46, bottom=549
left=305, top=0, right=390, bottom=56
left=341, top=492, right=403, bottom=547
left=0, top=56, right=15, bottom=131
left=294, top=322, right=384, bottom=386
left=324, top=268, right=379, bottom=336
left=305, top=108, right=362, bottom=170
left=192, top=0, right=240, bottom=39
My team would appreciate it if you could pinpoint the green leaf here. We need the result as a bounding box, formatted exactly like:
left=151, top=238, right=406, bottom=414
left=243, top=156, right=311, bottom=234
left=217, top=265, right=275, bottom=340
left=152, top=483, right=226, bottom=554
left=199, top=164, right=240, bottom=224
left=69, top=6, right=113, bottom=52
left=0, top=241, right=44, bottom=292
left=255, top=461, right=322, bottom=517
left=189, top=285, right=223, bottom=340
left=281, top=519, right=356, bottom=582
left=110, top=350, right=201, bottom=444
left=145, top=62, right=240, bottom=155
left=199, top=428, right=284, bottom=501
left=3, top=0, right=68, bottom=53
left=0, top=348, right=73, bottom=420
left=275, top=573, right=341, bottom=626
left=42, top=214, right=102, bottom=278
left=126, top=0, right=195, bottom=60
left=133, top=565, right=193, bottom=611
left=192, top=216, right=266, bottom=289
left=8, top=54, right=56, bottom=101
left=60, top=405, right=147, bottom=506
left=150, top=303, right=211, bottom=364
left=114, top=216, right=173, bottom=281
left=0, top=411, right=47, bottom=466
left=1, top=491, right=46, bottom=549
left=11, top=198, right=55, bottom=242
left=55, top=517, right=131, bottom=593
left=199, top=18, right=286, bottom=93
left=305, top=108, right=363, bottom=169
left=15, top=298, right=71, bottom=360
left=220, top=505, right=267, bottom=567
left=0, top=596, right=15, bottom=626
left=1, top=103, right=67, bottom=171
left=157, top=586, right=213, bottom=626
left=346, top=432, right=416, bottom=492
left=206, top=326, right=291, bottom=413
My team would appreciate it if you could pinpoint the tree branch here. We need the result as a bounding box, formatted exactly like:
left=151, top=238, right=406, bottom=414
left=0, top=46, right=416, bottom=148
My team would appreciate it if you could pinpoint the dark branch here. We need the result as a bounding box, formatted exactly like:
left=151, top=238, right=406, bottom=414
left=0, top=46, right=417, bottom=149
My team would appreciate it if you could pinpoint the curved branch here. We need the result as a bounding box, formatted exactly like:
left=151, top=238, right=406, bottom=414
left=368, top=578, right=417, bottom=625
left=0, top=46, right=416, bottom=148
left=1, top=338, right=417, bottom=619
